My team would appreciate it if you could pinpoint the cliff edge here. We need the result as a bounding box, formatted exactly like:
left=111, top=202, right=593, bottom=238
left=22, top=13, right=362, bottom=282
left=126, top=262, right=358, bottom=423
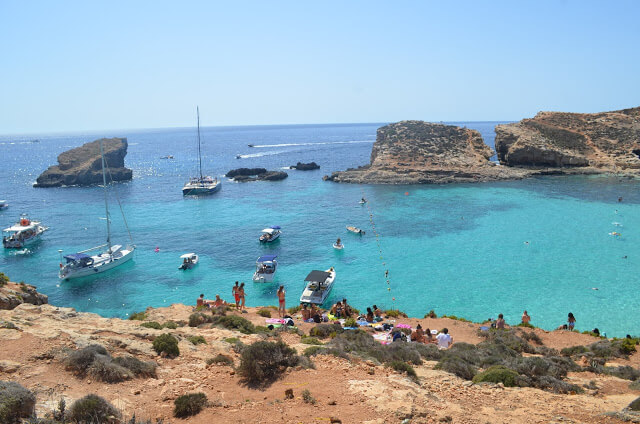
left=326, top=121, right=529, bottom=184
left=34, top=137, right=133, bottom=187
left=495, top=107, right=640, bottom=171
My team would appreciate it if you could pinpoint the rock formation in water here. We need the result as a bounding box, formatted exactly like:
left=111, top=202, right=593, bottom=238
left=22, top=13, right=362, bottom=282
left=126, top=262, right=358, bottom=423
left=34, top=138, right=132, bottom=187
left=0, top=282, right=48, bottom=310
left=495, top=107, right=640, bottom=171
left=290, top=162, right=320, bottom=171
left=325, top=121, right=528, bottom=184
left=226, top=168, right=288, bottom=182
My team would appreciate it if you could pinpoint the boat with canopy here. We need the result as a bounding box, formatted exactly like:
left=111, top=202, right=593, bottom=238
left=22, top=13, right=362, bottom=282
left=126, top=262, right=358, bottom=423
left=300, top=267, right=336, bottom=305
left=252, top=254, right=278, bottom=282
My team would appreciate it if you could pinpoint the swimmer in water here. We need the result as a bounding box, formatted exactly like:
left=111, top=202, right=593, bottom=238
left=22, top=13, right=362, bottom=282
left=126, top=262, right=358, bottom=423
left=524, top=241, right=530, bottom=245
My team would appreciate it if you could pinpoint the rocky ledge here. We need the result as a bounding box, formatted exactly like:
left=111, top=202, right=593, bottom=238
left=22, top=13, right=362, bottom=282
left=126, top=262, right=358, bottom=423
left=325, top=121, right=528, bottom=184
left=495, top=107, right=640, bottom=172
left=0, top=281, right=48, bottom=310
left=226, top=168, right=288, bottom=182
left=290, top=162, right=320, bottom=171
left=34, top=137, right=133, bottom=187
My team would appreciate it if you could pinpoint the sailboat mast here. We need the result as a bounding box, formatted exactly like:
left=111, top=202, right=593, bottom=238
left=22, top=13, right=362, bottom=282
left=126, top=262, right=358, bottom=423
left=197, top=106, right=203, bottom=179
left=99, top=139, right=112, bottom=253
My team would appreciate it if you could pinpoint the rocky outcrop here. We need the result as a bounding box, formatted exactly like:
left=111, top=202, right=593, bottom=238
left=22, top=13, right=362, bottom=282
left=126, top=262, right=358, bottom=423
left=0, top=282, right=48, bottom=310
left=495, top=107, right=640, bottom=171
left=227, top=168, right=288, bottom=182
left=34, top=138, right=132, bottom=187
left=326, top=121, right=528, bottom=184
left=290, top=162, right=320, bottom=171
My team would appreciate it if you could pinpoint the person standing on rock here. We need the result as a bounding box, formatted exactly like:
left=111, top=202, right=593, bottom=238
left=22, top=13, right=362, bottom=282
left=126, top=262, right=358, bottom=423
left=521, top=310, right=531, bottom=325
left=238, top=282, right=246, bottom=312
left=277, top=286, right=286, bottom=317
left=232, top=281, right=240, bottom=310
left=568, top=312, right=576, bottom=331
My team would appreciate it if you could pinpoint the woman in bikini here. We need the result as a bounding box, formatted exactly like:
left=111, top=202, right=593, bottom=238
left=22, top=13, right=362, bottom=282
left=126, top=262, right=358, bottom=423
left=232, top=281, right=240, bottom=310
left=277, top=286, right=286, bottom=317
left=238, top=283, right=246, bottom=311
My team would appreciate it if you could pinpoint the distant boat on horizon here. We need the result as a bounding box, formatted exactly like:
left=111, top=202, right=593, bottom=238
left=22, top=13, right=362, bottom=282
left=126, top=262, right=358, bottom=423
left=182, top=107, right=221, bottom=196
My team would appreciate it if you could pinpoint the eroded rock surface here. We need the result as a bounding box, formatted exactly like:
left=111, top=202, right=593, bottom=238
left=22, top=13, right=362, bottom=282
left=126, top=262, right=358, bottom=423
left=0, top=282, right=48, bottom=310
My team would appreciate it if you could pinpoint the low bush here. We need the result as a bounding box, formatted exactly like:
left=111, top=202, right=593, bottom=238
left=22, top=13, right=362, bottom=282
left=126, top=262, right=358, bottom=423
left=435, top=355, right=477, bottom=380
left=88, top=355, right=133, bottom=383
left=303, top=346, right=326, bottom=357
left=212, top=315, right=255, bottom=334
left=140, top=321, right=162, bottom=330
left=257, top=308, right=272, bottom=318
left=0, top=272, right=9, bottom=286
left=516, top=322, right=536, bottom=329
left=163, top=320, right=179, bottom=329
left=532, top=376, right=583, bottom=394
left=519, top=331, right=543, bottom=345
left=424, top=309, right=437, bottom=318
left=384, top=309, right=408, bottom=318
left=309, top=323, right=343, bottom=339
left=560, top=345, right=589, bottom=357
left=112, top=356, right=157, bottom=378
left=0, top=381, right=36, bottom=423
left=301, top=336, right=323, bottom=345
left=301, top=389, right=316, bottom=404
left=630, top=379, right=640, bottom=390
left=441, top=314, right=472, bottom=323
left=344, top=317, right=358, bottom=328
left=68, top=394, right=120, bottom=423
left=237, top=341, right=299, bottom=387
left=207, top=354, right=234, bottom=366
left=152, top=333, right=180, bottom=357
left=387, top=360, right=418, bottom=381
left=64, top=345, right=156, bottom=382
left=288, top=305, right=303, bottom=314
left=64, top=345, right=108, bottom=376
left=174, top=392, right=208, bottom=418
left=621, top=338, right=637, bottom=355
left=224, top=337, right=239, bottom=344
left=604, top=366, right=640, bottom=381
left=128, top=311, right=147, bottom=321
left=188, top=335, right=207, bottom=345
left=472, top=365, right=519, bottom=387
left=188, top=312, right=214, bottom=327
left=629, top=396, right=640, bottom=411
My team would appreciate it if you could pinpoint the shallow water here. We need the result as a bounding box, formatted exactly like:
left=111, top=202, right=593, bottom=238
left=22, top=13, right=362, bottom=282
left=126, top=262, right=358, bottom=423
left=1, top=122, right=638, bottom=337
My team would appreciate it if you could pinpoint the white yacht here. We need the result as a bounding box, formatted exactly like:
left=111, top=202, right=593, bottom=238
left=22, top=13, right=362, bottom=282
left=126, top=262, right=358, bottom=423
left=0, top=200, right=8, bottom=210
left=182, top=107, right=221, bottom=195
left=179, top=253, right=199, bottom=270
left=252, top=254, right=277, bottom=283
left=300, top=267, right=336, bottom=305
left=3, top=215, right=48, bottom=249
left=59, top=140, right=136, bottom=280
left=259, top=226, right=281, bottom=243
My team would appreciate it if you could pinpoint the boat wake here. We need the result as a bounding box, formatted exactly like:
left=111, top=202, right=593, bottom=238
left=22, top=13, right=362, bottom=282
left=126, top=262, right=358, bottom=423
left=236, top=151, right=290, bottom=159
left=249, top=140, right=373, bottom=148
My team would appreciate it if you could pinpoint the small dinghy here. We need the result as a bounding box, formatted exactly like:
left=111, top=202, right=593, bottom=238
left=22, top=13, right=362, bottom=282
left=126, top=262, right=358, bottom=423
left=179, top=253, right=199, bottom=270
left=346, top=226, right=365, bottom=235
left=333, top=238, right=344, bottom=250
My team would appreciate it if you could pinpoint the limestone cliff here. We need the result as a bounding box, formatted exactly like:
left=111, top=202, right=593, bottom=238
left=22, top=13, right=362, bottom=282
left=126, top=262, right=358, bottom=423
left=34, top=137, right=133, bottom=187
left=495, top=107, right=640, bottom=171
left=326, top=121, right=528, bottom=184
left=0, top=282, right=48, bottom=310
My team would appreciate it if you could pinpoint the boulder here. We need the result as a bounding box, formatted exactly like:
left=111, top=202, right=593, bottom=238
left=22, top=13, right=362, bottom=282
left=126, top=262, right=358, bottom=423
left=34, top=138, right=132, bottom=187
left=233, top=171, right=288, bottom=182
left=495, top=107, right=640, bottom=171
left=226, top=168, right=268, bottom=178
left=290, top=162, right=320, bottom=170
left=0, top=283, right=48, bottom=310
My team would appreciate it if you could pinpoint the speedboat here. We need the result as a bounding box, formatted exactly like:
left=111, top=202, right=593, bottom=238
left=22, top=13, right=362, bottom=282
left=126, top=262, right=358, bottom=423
left=300, top=267, right=336, bottom=305
left=248, top=144, right=254, bottom=147
left=252, top=254, right=277, bottom=283
left=160, top=155, right=174, bottom=159
left=179, top=253, right=199, bottom=270
left=0, top=200, right=8, bottom=210
left=259, top=226, right=281, bottom=243
left=346, top=226, right=365, bottom=235
left=235, top=154, right=242, bottom=159
left=3, top=215, right=48, bottom=249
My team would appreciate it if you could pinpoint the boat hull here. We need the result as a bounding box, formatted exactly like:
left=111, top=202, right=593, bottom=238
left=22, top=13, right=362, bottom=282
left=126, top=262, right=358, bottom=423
left=300, top=269, right=335, bottom=305
left=252, top=271, right=276, bottom=283
left=3, top=225, right=48, bottom=249
left=259, top=232, right=280, bottom=243
left=182, top=182, right=221, bottom=195
left=60, top=246, right=135, bottom=280
left=179, top=255, right=199, bottom=270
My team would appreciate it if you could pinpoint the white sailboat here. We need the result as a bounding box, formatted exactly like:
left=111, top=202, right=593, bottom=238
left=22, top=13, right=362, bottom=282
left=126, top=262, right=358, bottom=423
left=59, top=140, right=136, bottom=280
left=182, top=107, right=221, bottom=195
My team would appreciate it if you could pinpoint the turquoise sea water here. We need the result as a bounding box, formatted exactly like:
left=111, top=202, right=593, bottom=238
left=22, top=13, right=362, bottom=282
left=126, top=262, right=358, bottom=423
left=1, top=122, right=639, bottom=337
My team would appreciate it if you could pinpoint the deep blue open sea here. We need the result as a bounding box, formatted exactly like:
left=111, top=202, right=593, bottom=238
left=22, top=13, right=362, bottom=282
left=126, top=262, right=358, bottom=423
left=1, top=122, right=639, bottom=337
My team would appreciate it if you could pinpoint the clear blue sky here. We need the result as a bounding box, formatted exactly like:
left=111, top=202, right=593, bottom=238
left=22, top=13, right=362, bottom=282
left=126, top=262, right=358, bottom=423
left=1, top=0, right=639, bottom=134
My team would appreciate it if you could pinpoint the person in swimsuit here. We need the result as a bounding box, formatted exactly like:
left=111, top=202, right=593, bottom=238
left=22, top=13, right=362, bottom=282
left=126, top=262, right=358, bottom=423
left=568, top=312, right=576, bottom=331
left=496, top=314, right=506, bottom=329
left=277, top=285, right=286, bottom=317
left=232, top=281, right=240, bottom=310
left=213, top=295, right=226, bottom=307
left=301, top=303, right=311, bottom=321
left=521, top=310, right=531, bottom=325
left=238, top=283, right=246, bottom=312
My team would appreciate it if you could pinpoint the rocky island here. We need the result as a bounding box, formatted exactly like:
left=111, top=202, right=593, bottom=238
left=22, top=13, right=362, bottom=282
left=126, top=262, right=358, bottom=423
left=34, top=137, right=133, bottom=187
left=495, top=106, right=640, bottom=172
left=325, top=121, right=528, bottom=184
left=226, top=168, right=288, bottom=182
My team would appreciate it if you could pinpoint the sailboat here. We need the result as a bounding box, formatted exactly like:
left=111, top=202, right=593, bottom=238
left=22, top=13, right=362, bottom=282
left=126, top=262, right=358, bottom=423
left=182, top=107, right=221, bottom=195
left=59, top=140, right=136, bottom=280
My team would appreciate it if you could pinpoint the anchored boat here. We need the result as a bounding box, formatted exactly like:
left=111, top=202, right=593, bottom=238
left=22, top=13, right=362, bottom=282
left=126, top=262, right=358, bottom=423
left=300, top=267, right=336, bottom=305
left=252, top=254, right=277, bottom=283
left=2, top=215, right=48, bottom=249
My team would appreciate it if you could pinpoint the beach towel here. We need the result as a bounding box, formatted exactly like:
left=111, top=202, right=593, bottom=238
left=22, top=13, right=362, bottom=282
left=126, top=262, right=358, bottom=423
left=396, top=323, right=412, bottom=329
left=266, top=318, right=286, bottom=324
left=356, top=320, right=370, bottom=326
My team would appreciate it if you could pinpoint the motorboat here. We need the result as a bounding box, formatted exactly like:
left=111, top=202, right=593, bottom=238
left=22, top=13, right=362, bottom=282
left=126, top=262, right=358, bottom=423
left=235, top=154, right=242, bottom=159
left=248, top=144, right=254, bottom=147
left=160, top=155, right=174, bottom=159
left=300, top=267, right=336, bottom=305
left=182, top=107, right=221, bottom=195
left=252, top=254, right=277, bottom=283
left=59, top=139, right=136, bottom=280
left=259, top=226, right=281, bottom=243
left=179, top=253, right=199, bottom=270
left=3, top=215, right=48, bottom=249
left=346, top=226, right=365, bottom=235
left=359, top=198, right=367, bottom=205
left=0, top=200, right=8, bottom=210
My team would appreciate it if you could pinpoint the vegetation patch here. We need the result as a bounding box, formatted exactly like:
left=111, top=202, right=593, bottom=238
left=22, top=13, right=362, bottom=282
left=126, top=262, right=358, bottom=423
left=303, top=346, right=326, bottom=357
left=189, top=312, right=214, bottom=327
left=224, top=337, right=240, bottom=344
left=472, top=365, right=519, bottom=387
left=207, top=354, right=234, bottom=366
left=387, top=360, right=418, bottom=381
left=174, top=392, right=208, bottom=418
left=237, top=340, right=299, bottom=387
left=188, top=335, right=207, bottom=345
left=152, top=333, right=180, bottom=357
left=561, top=339, right=635, bottom=359
left=301, top=336, right=323, bottom=345
left=140, top=321, right=162, bottom=330
left=212, top=315, right=255, bottom=334
left=309, top=323, right=344, bottom=339
left=629, top=396, right=640, bottom=411
left=441, top=314, right=472, bottom=323
left=257, top=308, right=272, bottom=318
left=0, top=272, right=9, bottom=286
left=301, top=389, right=316, bottom=404
left=64, top=344, right=157, bottom=382
left=288, top=305, right=303, bottom=314
left=384, top=309, right=408, bottom=318
left=68, top=394, right=121, bottom=423
left=424, top=309, right=437, bottom=318
left=516, top=322, right=536, bottom=329
left=0, top=381, right=36, bottom=423
left=128, top=311, right=147, bottom=320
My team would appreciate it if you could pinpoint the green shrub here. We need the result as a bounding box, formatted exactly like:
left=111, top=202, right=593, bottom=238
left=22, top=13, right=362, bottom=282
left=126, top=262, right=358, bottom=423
left=0, top=273, right=9, bottom=286
left=304, top=346, right=326, bottom=357
left=435, top=356, right=477, bottom=380
left=560, top=345, right=589, bottom=357
left=424, top=310, right=437, bottom=318
left=64, top=344, right=109, bottom=376
left=128, top=311, right=147, bottom=321
left=152, top=333, right=180, bottom=357
left=629, top=379, right=640, bottom=390
left=237, top=341, right=299, bottom=387
left=257, top=308, right=272, bottom=318
left=0, top=381, right=36, bottom=423
left=516, top=322, right=535, bottom=329
left=344, top=317, right=358, bottom=328
left=387, top=360, right=418, bottom=381
left=0, top=320, right=18, bottom=330
left=207, top=354, right=234, bottom=366
left=441, top=314, right=472, bottom=323
left=621, top=338, right=637, bottom=355
left=64, top=345, right=156, bottom=382
left=140, top=321, right=162, bottom=330
left=212, top=315, right=255, bottom=334
left=604, top=366, right=640, bottom=381
left=188, top=312, right=214, bottom=327
left=188, top=335, right=207, bottom=345
left=288, top=305, right=302, bottom=314
left=224, top=337, right=240, bottom=344
left=301, top=336, right=323, bottom=345
left=629, top=396, right=640, bottom=411
left=384, top=309, right=407, bottom=318
left=309, top=323, right=344, bottom=338
left=173, top=392, right=208, bottom=418
left=87, top=356, right=133, bottom=383
left=301, top=389, right=316, bottom=404
left=163, top=320, right=179, bottom=329
left=68, top=394, right=120, bottom=423
left=519, top=331, right=543, bottom=345
left=472, top=365, right=519, bottom=387
left=112, top=356, right=157, bottom=378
